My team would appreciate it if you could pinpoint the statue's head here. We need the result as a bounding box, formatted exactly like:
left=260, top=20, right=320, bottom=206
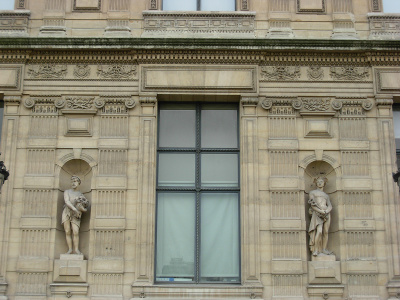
left=314, top=176, right=328, bottom=188
left=71, top=175, right=81, bottom=188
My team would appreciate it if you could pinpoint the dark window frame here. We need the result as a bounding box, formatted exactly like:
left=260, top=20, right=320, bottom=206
left=155, top=102, right=241, bottom=284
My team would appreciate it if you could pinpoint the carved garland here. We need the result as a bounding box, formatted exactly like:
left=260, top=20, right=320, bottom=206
left=260, top=66, right=300, bottom=81
left=24, top=95, right=136, bottom=111
left=260, top=97, right=373, bottom=114
left=330, top=66, right=369, bottom=81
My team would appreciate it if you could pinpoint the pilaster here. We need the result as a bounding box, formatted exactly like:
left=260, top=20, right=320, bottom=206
left=134, top=95, right=157, bottom=285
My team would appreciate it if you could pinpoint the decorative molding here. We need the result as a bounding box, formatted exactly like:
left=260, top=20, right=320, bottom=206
left=73, top=0, right=101, bottom=11
left=97, top=64, right=136, bottom=79
left=260, top=66, right=300, bottom=81
left=0, top=11, right=30, bottom=37
left=98, top=94, right=136, bottom=110
left=375, top=68, right=400, bottom=93
left=297, top=0, right=326, bottom=13
left=371, top=0, right=381, bottom=12
left=0, top=66, right=22, bottom=90
left=65, top=96, right=94, bottom=110
left=241, top=0, right=249, bottom=11
left=39, top=18, right=66, bottom=37
left=368, top=13, right=400, bottom=40
left=330, top=66, right=369, bottom=80
left=260, top=97, right=300, bottom=111
left=266, top=20, right=294, bottom=39
left=142, top=11, right=256, bottom=38
left=104, top=19, right=131, bottom=37
left=73, top=64, right=91, bottom=78
left=3, top=95, right=22, bottom=103
left=17, top=0, right=26, bottom=9
left=149, top=0, right=158, bottom=10
left=142, top=66, right=257, bottom=93
left=302, top=98, right=330, bottom=111
left=27, top=64, right=67, bottom=79
left=307, top=66, right=324, bottom=80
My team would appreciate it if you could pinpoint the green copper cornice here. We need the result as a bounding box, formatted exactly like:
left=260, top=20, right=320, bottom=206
left=0, top=37, right=399, bottom=51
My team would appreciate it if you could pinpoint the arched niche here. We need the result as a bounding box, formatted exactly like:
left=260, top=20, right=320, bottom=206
left=55, top=159, right=92, bottom=258
left=304, top=160, right=340, bottom=261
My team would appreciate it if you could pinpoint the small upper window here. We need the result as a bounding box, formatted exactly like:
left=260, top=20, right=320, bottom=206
left=163, top=0, right=235, bottom=11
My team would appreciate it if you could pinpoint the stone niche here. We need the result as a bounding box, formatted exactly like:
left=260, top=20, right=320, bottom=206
left=304, top=160, right=343, bottom=298
left=54, top=159, right=92, bottom=258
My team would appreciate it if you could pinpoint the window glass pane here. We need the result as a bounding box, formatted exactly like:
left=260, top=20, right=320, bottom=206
left=394, top=110, right=400, bottom=149
left=201, top=105, right=238, bottom=148
left=159, top=104, right=196, bottom=148
left=201, top=0, right=235, bottom=11
left=158, top=153, right=196, bottom=187
left=163, top=0, right=197, bottom=10
left=200, top=193, right=239, bottom=282
left=0, top=102, right=3, bottom=146
left=156, top=193, right=195, bottom=282
left=201, top=153, right=238, bottom=187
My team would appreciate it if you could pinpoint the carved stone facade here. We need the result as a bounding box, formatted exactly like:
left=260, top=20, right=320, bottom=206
left=0, top=0, right=400, bottom=299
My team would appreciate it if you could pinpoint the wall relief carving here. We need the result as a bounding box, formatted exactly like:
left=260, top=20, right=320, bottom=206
left=73, top=64, right=91, bottom=79
left=330, top=66, right=369, bottom=81
left=260, top=66, right=300, bottom=81
left=302, top=98, right=331, bottom=111
left=307, top=66, right=324, bottom=80
left=27, top=64, right=67, bottom=79
left=97, top=64, right=137, bottom=79
left=66, top=96, right=94, bottom=110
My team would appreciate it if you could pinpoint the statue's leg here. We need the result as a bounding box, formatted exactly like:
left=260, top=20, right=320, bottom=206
left=314, top=225, right=323, bottom=255
left=63, top=222, right=73, bottom=254
left=322, top=216, right=331, bottom=252
left=71, top=223, right=81, bottom=255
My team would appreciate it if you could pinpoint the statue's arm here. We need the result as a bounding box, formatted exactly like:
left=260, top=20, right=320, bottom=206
left=326, top=194, right=333, bottom=213
left=64, top=190, right=79, bottom=213
left=309, top=192, right=325, bottom=214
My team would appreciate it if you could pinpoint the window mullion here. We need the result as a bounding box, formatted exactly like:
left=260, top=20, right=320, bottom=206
left=197, top=0, right=201, bottom=10
left=195, top=103, right=201, bottom=283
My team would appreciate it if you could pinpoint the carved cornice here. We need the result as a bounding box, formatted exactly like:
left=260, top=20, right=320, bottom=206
left=0, top=37, right=399, bottom=51
left=241, top=97, right=259, bottom=106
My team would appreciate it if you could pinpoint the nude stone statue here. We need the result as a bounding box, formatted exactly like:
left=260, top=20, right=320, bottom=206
left=308, top=176, right=333, bottom=256
left=62, top=175, right=89, bottom=255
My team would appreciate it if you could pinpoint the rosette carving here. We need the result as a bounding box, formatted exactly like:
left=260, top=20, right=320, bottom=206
left=54, top=98, right=66, bottom=109
left=94, top=98, right=106, bottom=109
left=24, top=97, right=35, bottom=108
left=331, top=99, right=342, bottom=111
left=292, top=99, right=303, bottom=110
left=261, top=98, right=273, bottom=110
left=125, top=98, right=136, bottom=109
left=362, top=100, right=373, bottom=111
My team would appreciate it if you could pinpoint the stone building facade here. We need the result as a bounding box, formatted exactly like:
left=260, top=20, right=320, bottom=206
left=0, top=0, right=400, bottom=299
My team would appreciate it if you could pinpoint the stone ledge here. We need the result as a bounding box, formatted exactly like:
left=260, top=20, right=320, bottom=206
left=131, top=285, right=263, bottom=299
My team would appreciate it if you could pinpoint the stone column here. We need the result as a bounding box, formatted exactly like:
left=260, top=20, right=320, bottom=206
left=240, top=96, right=262, bottom=286
left=134, top=95, right=157, bottom=285
left=0, top=95, right=21, bottom=299
left=375, top=96, right=400, bottom=299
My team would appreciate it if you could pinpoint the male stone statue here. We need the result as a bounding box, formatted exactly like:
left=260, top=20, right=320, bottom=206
left=308, top=176, right=333, bottom=256
left=62, top=175, right=89, bottom=255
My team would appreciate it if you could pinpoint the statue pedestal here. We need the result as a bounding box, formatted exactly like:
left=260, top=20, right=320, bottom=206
left=51, top=254, right=88, bottom=297
left=0, top=281, right=7, bottom=300
left=53, top=254, right=87, bottom=283
left=307, top=254, right=344, bottom=299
